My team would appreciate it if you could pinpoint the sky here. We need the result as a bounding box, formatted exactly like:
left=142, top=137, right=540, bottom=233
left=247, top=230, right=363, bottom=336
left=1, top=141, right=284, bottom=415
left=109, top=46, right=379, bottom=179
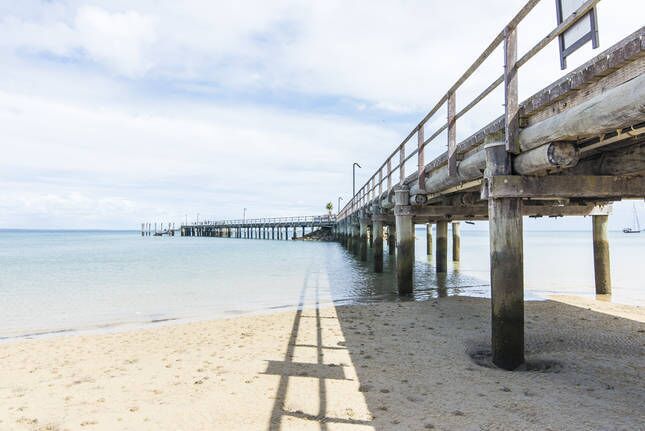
left=0, top=0, right=643, bottom=230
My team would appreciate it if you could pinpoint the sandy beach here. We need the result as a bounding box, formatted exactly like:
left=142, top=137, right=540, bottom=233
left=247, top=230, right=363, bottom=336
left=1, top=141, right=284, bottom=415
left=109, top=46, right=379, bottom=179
left=1, top=295, right=643, bottom=431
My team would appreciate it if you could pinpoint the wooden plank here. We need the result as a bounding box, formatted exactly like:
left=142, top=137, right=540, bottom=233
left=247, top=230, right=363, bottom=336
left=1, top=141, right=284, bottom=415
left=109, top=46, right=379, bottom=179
left=448, top=91, right=457, bottom=175
left=488, top=175, right=645, bottom=199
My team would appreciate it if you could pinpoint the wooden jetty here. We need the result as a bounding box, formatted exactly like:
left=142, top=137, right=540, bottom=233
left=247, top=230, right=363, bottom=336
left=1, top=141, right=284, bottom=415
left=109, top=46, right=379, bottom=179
left=180, top=215, right=336, bottom=240
left=334, top=14, right=644, bottom=369
left=151, top=2, right=645, bottom=370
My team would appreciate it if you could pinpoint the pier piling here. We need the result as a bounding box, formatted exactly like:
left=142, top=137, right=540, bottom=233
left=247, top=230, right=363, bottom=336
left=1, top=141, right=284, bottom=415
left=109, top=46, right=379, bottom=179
left=592, top=215, right=611, bottom=295
left=373, top=217, right=383, bottom=273
left=395, top=188, right=414, bottom=294
left=452, top=222, right=461, bottom=262
left=359, top=218, right=368, bottom=261
left=436, top=221, right=448, bottom=273
left=486, top=134, right=525, bottom=371
left=388, top=225, right=396, bottom=255
left=426, top=223, right=432, bottom=256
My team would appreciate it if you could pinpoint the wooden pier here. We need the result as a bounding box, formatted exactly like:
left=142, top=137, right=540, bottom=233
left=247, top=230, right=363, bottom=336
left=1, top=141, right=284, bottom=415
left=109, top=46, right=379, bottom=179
left=149, top=2, right=645, bottom=371
left=334, top=16, right=645, bottom=369
left=179, top=215, right=336, bottom=240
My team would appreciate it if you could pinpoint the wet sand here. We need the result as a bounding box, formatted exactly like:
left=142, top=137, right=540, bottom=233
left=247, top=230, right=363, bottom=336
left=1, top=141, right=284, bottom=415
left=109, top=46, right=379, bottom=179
left=1, top=296, right=643, bottom=430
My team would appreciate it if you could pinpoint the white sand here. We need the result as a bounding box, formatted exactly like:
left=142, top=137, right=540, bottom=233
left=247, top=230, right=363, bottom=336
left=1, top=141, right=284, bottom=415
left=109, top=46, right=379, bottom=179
left=1, top=296, right=643, bottom=430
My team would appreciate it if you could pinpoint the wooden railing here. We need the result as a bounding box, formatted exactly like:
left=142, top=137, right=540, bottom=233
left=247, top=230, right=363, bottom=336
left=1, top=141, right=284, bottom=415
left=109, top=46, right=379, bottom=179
left=187, top=215, right=337, bottom=226
left=337, top=0, right=601, bottom=221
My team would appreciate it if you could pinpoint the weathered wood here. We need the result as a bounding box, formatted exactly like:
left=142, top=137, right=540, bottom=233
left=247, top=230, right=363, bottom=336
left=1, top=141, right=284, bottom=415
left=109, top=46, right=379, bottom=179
left=395, top=188, right=413, bottom=294
left=487, top=136, right=524, bottom=370
left=414, top=205, right=489, bottom=218
left=448, top=91, right=457, bottom=174
left=373, top=219, right=384, bottom=273
left=418, top=126, right=426, bottom=192
left=452, top=222, right=461, bottom=262
left=436, top=221, right=448, bottom=273
left=488, top=175, right=645, bottom=199
left=513, top=142, right=579, bottom=175
left=569, top=142, right=645, bottom=176
left=388, top=224, right=396, bottom=255
left=426, top=223, right=433, bottom=256
left=410, top=150, right=486, bottom=196
left=504, top=25, right=519, bottom=154
left=593, top=215, right=611, bottom=295
left=519, top=74, right=645, bottom=152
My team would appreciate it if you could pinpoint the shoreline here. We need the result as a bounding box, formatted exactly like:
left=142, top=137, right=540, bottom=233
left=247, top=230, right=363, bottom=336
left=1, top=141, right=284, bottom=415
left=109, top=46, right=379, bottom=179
left=3, top=290, right=642, bottom=344
left=1, top=295, right=643, bottom=430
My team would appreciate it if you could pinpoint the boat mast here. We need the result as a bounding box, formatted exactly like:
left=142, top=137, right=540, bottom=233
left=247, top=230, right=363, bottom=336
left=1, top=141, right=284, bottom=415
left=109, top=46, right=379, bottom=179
left=634, top=203, right=641, bottom=231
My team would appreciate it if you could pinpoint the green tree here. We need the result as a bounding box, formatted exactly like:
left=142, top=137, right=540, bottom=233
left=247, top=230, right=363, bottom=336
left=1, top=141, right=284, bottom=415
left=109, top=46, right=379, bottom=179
left=326, top=202, right=333, bottom=215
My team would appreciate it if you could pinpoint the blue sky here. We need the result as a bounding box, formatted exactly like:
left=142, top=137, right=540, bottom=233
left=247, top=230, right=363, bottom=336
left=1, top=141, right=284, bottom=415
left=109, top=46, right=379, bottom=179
left=0, top=0, right=643, bottom=230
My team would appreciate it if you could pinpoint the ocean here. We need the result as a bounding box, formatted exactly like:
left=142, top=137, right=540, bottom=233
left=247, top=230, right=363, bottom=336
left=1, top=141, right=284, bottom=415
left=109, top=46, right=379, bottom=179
left=0, top=229, right=642, bottom=340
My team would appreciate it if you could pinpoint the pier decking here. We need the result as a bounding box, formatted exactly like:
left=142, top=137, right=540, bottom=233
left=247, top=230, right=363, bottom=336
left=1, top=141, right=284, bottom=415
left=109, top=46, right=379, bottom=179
left=152, top=2, right=644, bottom=370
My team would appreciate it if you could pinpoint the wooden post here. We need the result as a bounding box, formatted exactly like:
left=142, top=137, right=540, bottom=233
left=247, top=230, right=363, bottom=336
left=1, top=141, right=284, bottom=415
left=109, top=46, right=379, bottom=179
left=346, top=222, right=352, bottom=249
left=486, top=131, right=524, bottom=371
left=452, top=222, right=461, bottom=262
left=593, top=215, right=611, bottom=294
left=426, top=223, right=433, bottom=255
left=436, top=221, right=448, bottom=273
left=368, top=226, right=373, bottom=248
left=359, top=218, right=368, bottom=261
left=388, top=224, right=396, bottom=255
left=395, top=188, right=413, bottom=294
left=373, top=218, right=383, bottom=273
left=352, top=222, right=360, bottom=254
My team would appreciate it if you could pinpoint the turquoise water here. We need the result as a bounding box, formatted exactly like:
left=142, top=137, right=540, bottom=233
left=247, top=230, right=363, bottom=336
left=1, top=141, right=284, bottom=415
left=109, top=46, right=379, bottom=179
left=0, top=229, right=642, bottom=340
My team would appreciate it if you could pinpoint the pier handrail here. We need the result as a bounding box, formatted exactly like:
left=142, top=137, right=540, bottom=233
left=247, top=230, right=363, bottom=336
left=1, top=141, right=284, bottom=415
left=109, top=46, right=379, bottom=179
left=338, top=0, right=601, bottom=221
left=185, top=214, right=337, bottom=227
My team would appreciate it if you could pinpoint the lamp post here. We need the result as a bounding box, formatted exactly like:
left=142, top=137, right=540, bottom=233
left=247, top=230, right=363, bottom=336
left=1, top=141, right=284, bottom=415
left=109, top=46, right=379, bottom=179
left=243, top=208, right=247, bottom=223
left=352, top=162, right=361, bottom=197
left=337, top=196, right=343, bottom=216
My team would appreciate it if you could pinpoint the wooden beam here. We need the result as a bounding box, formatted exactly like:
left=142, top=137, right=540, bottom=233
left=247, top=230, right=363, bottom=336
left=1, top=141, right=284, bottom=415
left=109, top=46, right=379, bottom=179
left=488, top=175, right=645, bottom=199
left=413, top=205, right=488, bottom=218
left=519, top=73, right=645, bottom=152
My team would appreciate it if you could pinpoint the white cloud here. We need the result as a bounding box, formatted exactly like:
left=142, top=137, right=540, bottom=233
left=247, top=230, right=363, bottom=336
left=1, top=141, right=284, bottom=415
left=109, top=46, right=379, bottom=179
left=75, top=6, right=157, bottom=77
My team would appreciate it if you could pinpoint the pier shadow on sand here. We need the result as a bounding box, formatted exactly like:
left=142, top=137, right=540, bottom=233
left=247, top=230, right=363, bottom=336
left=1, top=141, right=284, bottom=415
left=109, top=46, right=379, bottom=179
left=263, top=244, right=645, bottom=430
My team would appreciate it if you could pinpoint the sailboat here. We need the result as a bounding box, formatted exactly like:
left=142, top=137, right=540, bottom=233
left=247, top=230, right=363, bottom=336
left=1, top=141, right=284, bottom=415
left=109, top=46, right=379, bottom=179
left=623, top=203, right=641, bottom=233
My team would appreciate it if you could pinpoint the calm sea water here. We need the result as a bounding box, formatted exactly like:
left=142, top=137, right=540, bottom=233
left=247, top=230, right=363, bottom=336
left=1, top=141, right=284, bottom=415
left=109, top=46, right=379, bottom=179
left=0, top=229, right=642, bottom=340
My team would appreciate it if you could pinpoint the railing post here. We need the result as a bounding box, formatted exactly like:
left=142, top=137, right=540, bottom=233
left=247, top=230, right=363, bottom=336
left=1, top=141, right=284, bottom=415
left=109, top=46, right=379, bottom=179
left=504, top=25, right=519, bottom=154
left=418, top=125, right=426, bottom=191
left=447, top=91, right=457, bottom=175
left=399, top=146, right=405, bottom=184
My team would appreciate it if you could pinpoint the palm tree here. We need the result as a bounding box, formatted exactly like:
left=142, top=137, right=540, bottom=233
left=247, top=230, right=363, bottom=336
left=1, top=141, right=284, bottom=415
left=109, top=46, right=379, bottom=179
left=326, top=202, right=333, bottom=216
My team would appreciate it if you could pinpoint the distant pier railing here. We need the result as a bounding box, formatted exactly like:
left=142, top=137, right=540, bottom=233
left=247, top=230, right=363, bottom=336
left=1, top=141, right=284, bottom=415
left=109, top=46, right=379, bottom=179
left=179, top=215, right=337, bottom=239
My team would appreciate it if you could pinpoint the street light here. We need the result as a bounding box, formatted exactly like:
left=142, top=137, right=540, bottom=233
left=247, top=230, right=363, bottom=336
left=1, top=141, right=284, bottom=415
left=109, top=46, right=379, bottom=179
left=243, top=208, right=247, bottom=223
left=337, top=196, right=343, bottom=216
left=352, top=162, right=361, bottom=197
